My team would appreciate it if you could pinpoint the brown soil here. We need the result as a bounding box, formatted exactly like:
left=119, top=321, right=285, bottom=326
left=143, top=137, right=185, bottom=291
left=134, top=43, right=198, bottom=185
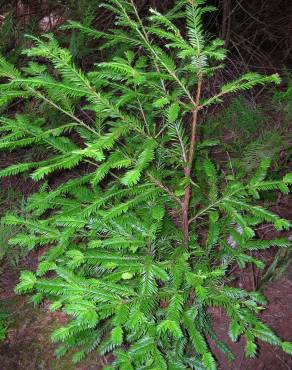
left=0, top=256, right=110, bottom=370
left=209, top=267, right=292, bottom=370
left=208, top=197, right=292, bottom=370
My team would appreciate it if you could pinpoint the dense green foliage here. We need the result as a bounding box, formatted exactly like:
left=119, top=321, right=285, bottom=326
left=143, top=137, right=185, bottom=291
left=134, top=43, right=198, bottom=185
left=0, top=0, right=291, bottom=368
left=202, top=94, right=291, bottom=176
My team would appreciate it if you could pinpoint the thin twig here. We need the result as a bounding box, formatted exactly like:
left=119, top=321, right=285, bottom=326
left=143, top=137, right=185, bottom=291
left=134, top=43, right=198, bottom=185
left=147, top=172, right=182, bottom=206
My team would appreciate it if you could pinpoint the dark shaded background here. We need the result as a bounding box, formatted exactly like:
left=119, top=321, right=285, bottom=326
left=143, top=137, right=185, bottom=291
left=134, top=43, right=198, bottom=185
left=1, top=0, right=291, bottom=70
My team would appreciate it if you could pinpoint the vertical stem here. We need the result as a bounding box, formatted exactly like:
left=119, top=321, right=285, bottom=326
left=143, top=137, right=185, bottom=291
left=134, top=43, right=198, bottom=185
left=182, top=74, right=203, bottom=246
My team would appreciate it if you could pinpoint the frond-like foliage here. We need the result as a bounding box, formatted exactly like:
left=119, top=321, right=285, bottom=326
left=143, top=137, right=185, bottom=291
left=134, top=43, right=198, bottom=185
left=0, top=0, right=290, bottom=368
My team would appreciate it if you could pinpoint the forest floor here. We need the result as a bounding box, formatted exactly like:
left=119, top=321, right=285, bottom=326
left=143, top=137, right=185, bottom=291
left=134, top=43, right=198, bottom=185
left=0, top=252, right=109, bottom=370
left=210, top=259, right=292, bottom=370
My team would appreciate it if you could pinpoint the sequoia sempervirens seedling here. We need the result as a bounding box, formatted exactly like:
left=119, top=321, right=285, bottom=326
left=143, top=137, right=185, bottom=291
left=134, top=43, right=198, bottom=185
left=0, top=0, right=291, bottom=368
